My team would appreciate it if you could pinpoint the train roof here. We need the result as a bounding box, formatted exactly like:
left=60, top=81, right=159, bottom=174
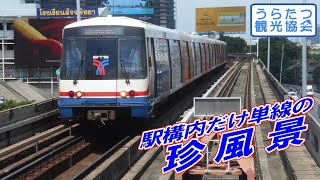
left=64, top=16, right=226, bottom=45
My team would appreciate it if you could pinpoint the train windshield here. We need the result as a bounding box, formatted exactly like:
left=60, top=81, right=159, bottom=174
left=61, top=38, right=147, bottom=80
left=119, top=39, right=147, bottom=79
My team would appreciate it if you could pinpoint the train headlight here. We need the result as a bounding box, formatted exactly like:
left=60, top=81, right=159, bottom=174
left=68, top=91, right=74, bottom=98
left=76, top=91, right=82, bottom=98
left=120, top=91, right=127, bottom=98
left=129, top=90, right=135, bottom=97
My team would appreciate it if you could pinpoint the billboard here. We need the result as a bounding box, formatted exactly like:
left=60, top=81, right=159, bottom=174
left=37, top=7, right=99, bottom=18
left=102, top=0, right=153, bottom=14
left=102, top=0, right=154, bottom=23
left=196, top=6, right=246, bottom=32
left=14, top=18, right=76, bottom=68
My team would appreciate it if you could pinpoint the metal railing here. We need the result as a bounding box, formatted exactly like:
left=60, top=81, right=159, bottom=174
left=0, top=98, right=59, bottom=134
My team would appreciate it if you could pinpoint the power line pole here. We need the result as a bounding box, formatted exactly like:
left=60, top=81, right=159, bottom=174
left=257, top=38, right=259, bottom=58
left=76, top=0, right=81, bottom=21
left=267, top=38, right=270, bottom=70
left=280, top=45, right=284, bottom=84
left=302, top=0, right=307, bottom=96
left=267, top=0, right=271, bottom=70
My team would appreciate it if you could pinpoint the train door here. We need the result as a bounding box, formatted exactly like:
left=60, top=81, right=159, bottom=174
left=85, top=39, right=118, bottom=104
left=148, top=38, right=156, bottom=99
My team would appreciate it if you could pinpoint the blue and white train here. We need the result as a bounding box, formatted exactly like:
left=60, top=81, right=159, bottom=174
left=58, top=16, right=227, bottom=122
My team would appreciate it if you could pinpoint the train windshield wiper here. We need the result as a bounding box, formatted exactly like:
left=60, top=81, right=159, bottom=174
left=73, top=49, right=84, bottom=84
left=120, top=59, right=130, bottom=85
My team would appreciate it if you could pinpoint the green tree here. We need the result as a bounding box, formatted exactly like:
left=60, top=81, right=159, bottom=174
left=219, top=34, right=248, bottom=53
left=258, top=38, right=302, bottom=85
left=0, top=100, right=35, bottom=111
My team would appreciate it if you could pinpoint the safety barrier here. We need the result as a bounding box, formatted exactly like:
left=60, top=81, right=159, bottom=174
left=255, top=59, right=297, bottom=179
left=228, top=53, right=255, bottom=58
left=256, top=59, right=288, bottom=99
left=314, top=92, right=320, bottom=99
left=257, top=59, right=320, bottom=176
left=0, top=98, right=59, bottom=134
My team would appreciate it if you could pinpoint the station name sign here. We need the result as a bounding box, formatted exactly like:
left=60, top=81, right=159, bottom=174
left=37, top=7, right=99, bottom=18
left=251, top=4, right=317, bottom=37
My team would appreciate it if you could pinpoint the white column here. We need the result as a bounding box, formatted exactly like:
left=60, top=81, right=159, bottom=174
left=267, top=0, right=271, bottom=70
left=2, top=39, right=4, bottom=81
left=257, top=38, right=259, bottom=58
left=76, top=0, right=81, bottom=21
left=302, top=0, right=307, bottom=96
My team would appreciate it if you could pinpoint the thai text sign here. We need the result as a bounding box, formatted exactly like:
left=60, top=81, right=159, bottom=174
left=37, top=7, right=99, bottom=18
left=196, top=7, right=246, bottom=32
left=251, top=4, right=317, bottom=37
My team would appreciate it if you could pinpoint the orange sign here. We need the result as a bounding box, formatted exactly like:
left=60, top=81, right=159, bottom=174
left=196, top=7, right=246, bottom=32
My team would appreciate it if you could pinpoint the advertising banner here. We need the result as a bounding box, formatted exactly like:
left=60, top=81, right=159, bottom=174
left=101, top=0, right=154, bottom=23
left=37, top=7, right=99, bottom=18
left=14, top=18, right=76, bottom=68
left=196, top=6, right=246, bottom=32
left=101, top=0, right=153, bottom=15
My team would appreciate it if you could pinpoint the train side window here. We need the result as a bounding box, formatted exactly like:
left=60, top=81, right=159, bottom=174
left=194, top=43, right=201, bottom=75
left=153, top=38, right=171, bottom=97
left=169, top=39, right=181, bottom=89
left=219, top=45, right=222, bottom=63
left=208, top=44, right=212, bottom=69
left=188, top=42, right=195, bottom=78
left=180, top=41, right=190, bottom=83
left=205, top=43, right=210, bottom=70
left=216, top=44, right=219, bottom=64
left=220, top=45, right=222, bottom=63
left=224, top=45, right=227, bottom=61
left=200, top=43, right=206, bottom=73
left=211, top=44, right=216, bottom=67
left=223, top=46, right=225, bottom=62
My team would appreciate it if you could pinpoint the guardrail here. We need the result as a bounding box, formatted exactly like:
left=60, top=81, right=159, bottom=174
left=255, top=59, right=296, bottom=179
left=0, top=98, right=59, bottom=134
left=256, top=59, right=288, bottom=99
left=256, top=58, right=320, bottom=176
left=228, top=53, right=256, bottom=58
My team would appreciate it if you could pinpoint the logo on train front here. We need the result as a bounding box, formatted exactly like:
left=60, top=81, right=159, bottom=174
left=93, top=55, right=110, bottom=76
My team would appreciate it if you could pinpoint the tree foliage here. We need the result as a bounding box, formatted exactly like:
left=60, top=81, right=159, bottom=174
left=0, top=100, right=35, bottom=111
left=219, top=34, right=248, bottom=53
left=258, top=38, right=302, bottom=85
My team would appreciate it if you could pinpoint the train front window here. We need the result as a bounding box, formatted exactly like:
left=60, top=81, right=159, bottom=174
left=85, top=39, right=118, bottom=80
left=61, top=39, right=84, bottom=80
left=61, top=38, right=146, bottom=80
left=119, top=39, right=147, bottom=79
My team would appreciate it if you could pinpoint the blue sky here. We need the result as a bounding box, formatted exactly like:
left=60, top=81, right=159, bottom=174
left=176, top=0, right=320, bottom=42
